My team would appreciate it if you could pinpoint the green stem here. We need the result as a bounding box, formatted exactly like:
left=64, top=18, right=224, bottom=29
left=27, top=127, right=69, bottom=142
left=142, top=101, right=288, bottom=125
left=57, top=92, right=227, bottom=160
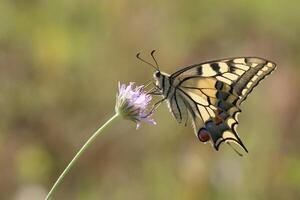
left=45, top=113, right=120, bottom=200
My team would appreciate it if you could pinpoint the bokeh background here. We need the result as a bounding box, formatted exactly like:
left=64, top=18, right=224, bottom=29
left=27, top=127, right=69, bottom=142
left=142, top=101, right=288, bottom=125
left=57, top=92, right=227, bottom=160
left=1, top=0, right=300, bottom=199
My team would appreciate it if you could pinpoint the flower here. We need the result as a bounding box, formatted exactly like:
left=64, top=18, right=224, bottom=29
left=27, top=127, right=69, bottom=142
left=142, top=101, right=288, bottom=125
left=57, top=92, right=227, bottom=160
left=115, top=82, right=156, bottom=129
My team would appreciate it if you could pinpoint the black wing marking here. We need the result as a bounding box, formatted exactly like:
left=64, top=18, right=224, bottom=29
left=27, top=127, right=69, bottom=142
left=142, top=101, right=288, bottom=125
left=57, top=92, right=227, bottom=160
left=168, top=91, right=189, bottom=124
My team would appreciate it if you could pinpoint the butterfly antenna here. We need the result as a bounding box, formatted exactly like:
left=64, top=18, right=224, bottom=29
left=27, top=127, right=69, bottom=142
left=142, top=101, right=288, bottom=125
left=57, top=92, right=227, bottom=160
left=150, top=50, right=160, bottom=71
left=136, top=52, right=158, bottom=71
left=227, top=142, right=243, bottom=157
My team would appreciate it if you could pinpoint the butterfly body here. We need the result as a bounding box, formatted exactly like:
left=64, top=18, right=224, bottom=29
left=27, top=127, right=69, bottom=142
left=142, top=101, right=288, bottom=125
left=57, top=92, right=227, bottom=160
left=152, top=57, right=276, bottom=153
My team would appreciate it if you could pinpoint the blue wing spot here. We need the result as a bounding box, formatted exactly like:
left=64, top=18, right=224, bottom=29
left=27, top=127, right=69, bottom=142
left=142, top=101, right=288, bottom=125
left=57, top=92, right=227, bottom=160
left=218, top=101, right=232, bottom=111
left=215, top=81, right=223, bottom=90
left=216, top=91, right=229, bottom=100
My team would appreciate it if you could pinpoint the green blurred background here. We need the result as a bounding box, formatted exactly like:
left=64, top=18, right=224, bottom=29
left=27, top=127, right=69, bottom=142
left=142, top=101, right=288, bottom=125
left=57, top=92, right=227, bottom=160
left=1, top=0, right=300, bottom=199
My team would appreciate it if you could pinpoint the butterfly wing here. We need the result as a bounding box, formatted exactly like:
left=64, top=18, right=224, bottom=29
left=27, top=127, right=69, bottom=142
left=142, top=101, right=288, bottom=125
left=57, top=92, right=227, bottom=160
left=167, top=90, right=189, bottom=125
left=170, top=57, right=276, bottom=151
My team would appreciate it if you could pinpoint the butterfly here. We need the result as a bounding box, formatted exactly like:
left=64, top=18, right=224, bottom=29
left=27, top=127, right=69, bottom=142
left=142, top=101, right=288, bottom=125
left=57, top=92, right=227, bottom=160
left=137, top=50, right=276, bottom=154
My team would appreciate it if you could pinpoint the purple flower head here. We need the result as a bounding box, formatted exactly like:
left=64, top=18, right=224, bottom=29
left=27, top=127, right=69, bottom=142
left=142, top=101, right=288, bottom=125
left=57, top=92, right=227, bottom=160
left=115, top=82, right=156, bottom=129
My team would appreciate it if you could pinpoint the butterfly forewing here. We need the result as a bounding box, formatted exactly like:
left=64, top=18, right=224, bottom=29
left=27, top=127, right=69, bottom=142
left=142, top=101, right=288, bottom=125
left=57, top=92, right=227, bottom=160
left=167, top=57, right=276, bottom=152
left=229, top=58, right=276, bottom=105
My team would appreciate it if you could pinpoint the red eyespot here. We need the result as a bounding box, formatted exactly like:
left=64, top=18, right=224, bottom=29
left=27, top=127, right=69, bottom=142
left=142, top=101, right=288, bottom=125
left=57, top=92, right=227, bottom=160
left=198, top=128, right=210, bottom=142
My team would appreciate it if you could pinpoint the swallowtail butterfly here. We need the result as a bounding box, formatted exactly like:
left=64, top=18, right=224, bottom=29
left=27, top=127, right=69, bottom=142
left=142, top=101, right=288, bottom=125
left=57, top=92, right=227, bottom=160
left=138, top=51, right=276, bottom=154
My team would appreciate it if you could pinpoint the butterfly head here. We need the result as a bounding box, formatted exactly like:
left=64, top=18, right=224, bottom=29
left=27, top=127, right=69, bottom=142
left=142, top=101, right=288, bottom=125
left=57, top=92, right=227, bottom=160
left=153, top=70, right=162, bottom=87
left=153, top=70, right=161, bottom=78
left=136, top=50, right=169, bottom=91
left=153, top=70, right=170, bottom=93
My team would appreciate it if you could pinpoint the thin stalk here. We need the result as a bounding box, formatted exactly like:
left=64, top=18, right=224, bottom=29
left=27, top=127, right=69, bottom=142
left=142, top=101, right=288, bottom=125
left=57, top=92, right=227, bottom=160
left=45, top=113, right=120, bottom=200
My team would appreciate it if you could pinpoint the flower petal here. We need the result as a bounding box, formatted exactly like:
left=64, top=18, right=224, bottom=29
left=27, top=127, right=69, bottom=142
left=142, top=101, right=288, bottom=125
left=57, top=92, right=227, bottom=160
left=115, top=82, right=156, bottom=128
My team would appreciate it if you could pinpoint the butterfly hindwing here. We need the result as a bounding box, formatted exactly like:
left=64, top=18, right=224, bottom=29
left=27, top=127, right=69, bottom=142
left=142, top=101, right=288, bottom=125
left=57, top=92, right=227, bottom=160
left=168, top=91, right=189, bottom=124
left=176, top=78, right=247, bottom=151
left=176, top=88, right=204, bottom=132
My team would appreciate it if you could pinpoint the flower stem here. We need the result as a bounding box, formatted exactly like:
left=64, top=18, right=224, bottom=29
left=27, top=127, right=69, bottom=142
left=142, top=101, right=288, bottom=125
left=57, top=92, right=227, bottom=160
left=45, top=113, right=120, bottom=200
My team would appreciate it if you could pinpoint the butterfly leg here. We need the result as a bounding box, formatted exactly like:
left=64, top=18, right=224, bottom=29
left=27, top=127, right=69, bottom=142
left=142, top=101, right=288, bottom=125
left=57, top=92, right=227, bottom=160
left=148, top=91, right=162, bottom=95
left=147, top=83, right=162, bottom=95
left=142, top=97, right=167, bottom=118
left=147, top=88, right=162, bottom=95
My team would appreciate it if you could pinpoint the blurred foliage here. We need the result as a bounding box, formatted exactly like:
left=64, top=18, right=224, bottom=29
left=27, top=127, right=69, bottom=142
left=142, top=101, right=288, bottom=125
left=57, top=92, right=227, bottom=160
left=0, top=0, right=300, bottom=199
